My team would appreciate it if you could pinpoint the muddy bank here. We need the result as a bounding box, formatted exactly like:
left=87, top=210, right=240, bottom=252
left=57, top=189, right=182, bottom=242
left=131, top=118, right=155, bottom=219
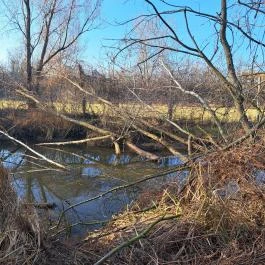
left=0, top=109, right=88, bottom=142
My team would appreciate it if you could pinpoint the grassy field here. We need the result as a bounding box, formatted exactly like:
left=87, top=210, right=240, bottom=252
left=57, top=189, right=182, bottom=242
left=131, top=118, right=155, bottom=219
left=0, top=99, right=260, bottom=123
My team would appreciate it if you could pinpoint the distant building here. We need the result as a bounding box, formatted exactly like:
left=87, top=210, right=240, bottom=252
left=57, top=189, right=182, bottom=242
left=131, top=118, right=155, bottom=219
left=240, top=71, right=265, bottom=90
left=240, top=71, right=265, bottom=107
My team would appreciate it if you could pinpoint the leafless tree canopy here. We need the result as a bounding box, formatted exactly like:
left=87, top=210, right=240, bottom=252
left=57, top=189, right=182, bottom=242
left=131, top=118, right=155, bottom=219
left=1, top=0, right=101, bottom=97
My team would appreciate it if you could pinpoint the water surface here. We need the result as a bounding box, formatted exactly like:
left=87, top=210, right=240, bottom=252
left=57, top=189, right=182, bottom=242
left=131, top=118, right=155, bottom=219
left=1, top=142, right=186, bottom=236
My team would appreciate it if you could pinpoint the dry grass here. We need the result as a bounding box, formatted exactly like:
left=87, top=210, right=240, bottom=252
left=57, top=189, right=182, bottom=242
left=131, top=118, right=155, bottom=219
left=0, top=166, right=41, bottom=265
left=0, top=108, right=85, bottom=141
left=81, top=142, right=265, bottom=265
left=0, top=165, right=88, bottom=265
left=0, top=99, right=260, bottom=122
left=14, top=109, right=74, bottom=139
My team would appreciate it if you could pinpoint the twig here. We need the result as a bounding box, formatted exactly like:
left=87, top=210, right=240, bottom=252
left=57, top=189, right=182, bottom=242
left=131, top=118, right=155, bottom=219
left=22, top=202, right=56, bottom=209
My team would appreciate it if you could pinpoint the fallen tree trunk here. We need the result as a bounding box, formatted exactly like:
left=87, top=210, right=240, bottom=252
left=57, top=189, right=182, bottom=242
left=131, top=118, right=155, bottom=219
left=36, top=135, right=112, bottom=146
left=125, top=141, right=159, bottom=160
left=58, top=76, right=202, bottom=156
left=15, top=83, right=198, bottom=162
left=134, top=126, right=188, bottom=162
left=15, top=86, right=185, bottom=161
left=0, top=129, right=67, bottom=170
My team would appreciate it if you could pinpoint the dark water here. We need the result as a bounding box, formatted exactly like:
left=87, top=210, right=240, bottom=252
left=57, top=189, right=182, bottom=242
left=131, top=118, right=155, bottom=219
left=0, top=142, right=187, bottom=237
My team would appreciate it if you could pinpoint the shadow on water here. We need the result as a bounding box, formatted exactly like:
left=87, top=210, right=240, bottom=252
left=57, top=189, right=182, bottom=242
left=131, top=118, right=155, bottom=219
left=0, top=142, right=188, bottom=237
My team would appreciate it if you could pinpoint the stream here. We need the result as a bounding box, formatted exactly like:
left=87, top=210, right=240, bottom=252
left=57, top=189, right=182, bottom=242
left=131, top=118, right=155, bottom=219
left=0, top=142, right=187, bottom=237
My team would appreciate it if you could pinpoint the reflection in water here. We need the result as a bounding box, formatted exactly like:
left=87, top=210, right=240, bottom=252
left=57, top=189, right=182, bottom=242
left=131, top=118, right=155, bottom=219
left=82, top=167, right=102, bottom=177
left=1, top=142, right=186, bottom=236
left=0, top=149, right=25, bottom=169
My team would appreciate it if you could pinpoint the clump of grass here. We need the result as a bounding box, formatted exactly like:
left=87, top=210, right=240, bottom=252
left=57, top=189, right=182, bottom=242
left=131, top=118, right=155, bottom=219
left=82, top=142, right=265, bottom=265
left=0, top=166, right=41, bottom=264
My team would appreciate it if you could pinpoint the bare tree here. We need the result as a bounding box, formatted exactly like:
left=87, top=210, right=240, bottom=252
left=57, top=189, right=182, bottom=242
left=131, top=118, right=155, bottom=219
left=1, top=0, right=101, bottom=106
left=117, top=0, right=265, bottom=135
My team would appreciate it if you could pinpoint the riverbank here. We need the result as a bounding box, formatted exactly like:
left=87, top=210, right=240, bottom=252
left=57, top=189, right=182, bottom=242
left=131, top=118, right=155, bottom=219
left=0, top=108, right=88, bottom=142
left=1, top=102, right=258, bottom=162
left=0, top=166, right=80, bottom=265
left=0, top=108, right=193, bottom=152
left=81, top=143, right=265, bottom=264
left=1, top=142, right=265, bottom=264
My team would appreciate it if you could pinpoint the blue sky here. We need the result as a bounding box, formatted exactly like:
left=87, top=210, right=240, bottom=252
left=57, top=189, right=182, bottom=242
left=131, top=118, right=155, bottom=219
left=0, top=1, right=238, bottom=66
left=80, top=0, right=147, bottom=64
left=81, top=0, right=221, bottom=64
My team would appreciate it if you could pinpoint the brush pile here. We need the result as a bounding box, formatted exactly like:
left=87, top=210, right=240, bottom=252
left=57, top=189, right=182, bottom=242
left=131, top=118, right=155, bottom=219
left=82, top=142, right=265, bottom=265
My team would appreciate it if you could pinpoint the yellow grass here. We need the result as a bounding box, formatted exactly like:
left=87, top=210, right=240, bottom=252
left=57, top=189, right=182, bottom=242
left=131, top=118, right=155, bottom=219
left=0, top=99, right=27, bottom=110
left=0, top=99, right=260, bottom=122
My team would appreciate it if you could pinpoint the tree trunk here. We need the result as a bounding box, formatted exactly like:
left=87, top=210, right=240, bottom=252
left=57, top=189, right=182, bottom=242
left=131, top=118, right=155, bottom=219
left=24, top=0, right=37, bottom=108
